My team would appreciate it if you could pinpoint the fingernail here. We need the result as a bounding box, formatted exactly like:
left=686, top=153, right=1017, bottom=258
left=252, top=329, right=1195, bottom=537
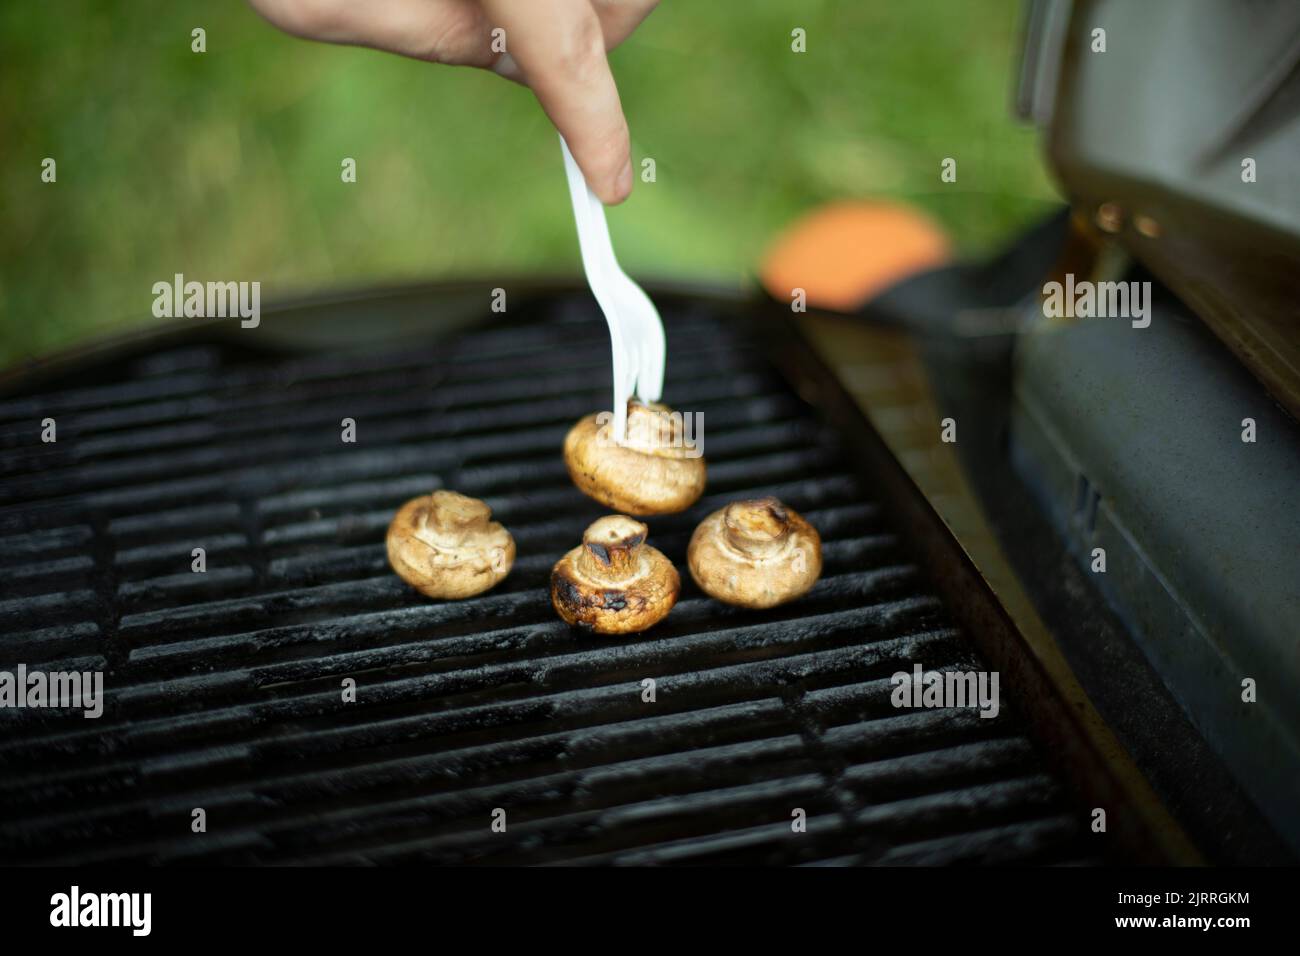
left=492, top=52, right=521, bottom=81
left=612, top=161, right=633, bottom=204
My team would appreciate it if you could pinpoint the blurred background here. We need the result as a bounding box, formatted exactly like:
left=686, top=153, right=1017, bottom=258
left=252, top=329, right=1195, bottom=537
left=0, top=0, right=1060, bottom=365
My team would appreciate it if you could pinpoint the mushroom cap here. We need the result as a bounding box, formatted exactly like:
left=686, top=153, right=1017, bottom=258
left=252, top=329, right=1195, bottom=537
left=563, top=401, right=706, bottom=516
left=687, top=497, right=822, bottom=608
left=386, top=490, right=515, bottom=599
left=551, top=515, right=680, bottom=634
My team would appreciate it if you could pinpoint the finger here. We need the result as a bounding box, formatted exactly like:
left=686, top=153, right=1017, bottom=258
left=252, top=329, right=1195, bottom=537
left=248, top=0, right=652, bottom=71
left=248, top=0, right=497, bottom=67
left=479, top=0, right=633, bottom=204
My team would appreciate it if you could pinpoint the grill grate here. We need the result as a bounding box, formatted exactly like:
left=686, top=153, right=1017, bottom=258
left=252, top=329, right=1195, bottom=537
left=0, top=294, right=1093, bottom=864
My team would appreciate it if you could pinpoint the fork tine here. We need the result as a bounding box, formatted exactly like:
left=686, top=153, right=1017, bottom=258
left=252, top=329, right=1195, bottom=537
left=627, top=283, right=666, bottom=403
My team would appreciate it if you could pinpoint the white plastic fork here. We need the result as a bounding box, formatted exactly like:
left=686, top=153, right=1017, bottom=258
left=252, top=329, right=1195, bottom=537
left=560, top=136, right=666, bottom=443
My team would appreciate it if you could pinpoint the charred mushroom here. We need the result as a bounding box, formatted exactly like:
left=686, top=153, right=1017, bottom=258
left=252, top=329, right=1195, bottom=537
left=386, top=490, right=515, bottom=599
left=688, top=497, right=822, bottom=608
left=563, top=400, right=706, bottom=516
left=551, top=515, right=679, bottom=634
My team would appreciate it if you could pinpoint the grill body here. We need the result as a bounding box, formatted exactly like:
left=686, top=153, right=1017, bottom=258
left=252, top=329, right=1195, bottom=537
left=0, top=290, right=1096, bottom=864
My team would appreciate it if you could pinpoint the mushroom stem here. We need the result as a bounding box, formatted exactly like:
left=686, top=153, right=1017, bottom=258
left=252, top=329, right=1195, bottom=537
left=723, top=497, right=792, bottom=559
left=430, top=491, right=490, bottom=529
left=418, top=491, right=492, bottom=548
left=575, top=515, right=648, bottom=581
left=621, top=401, right=679, bottom=451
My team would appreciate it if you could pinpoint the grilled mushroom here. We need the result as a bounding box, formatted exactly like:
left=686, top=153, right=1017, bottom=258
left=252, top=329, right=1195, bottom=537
left=551, top=515, right=679, bottom=634
left=386, top=490, right=515, bottom=599
left=688, top=497, right=822, bottom=608
left=563, top=400, right=706, bottom=516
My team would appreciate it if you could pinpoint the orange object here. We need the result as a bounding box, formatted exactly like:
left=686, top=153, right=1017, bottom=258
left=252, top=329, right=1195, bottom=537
left=760, top=201, right=952, bottom=312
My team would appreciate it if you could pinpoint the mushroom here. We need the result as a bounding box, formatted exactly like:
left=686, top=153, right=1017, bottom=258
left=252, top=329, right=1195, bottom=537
left=551, top=515, right=679, bottom=634
left=563, top=400, right=706, bottom=516
left=687, top=497, right=822, bottom=608
left=386, top=490, right=515, bottom=599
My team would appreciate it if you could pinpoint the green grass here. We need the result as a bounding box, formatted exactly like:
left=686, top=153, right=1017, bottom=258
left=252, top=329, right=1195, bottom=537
left=0, top=0, right=1060, bottom=365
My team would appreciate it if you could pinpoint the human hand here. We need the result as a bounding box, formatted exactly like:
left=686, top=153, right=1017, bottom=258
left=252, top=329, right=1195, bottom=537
left=248, top=0, right=659, bottom=204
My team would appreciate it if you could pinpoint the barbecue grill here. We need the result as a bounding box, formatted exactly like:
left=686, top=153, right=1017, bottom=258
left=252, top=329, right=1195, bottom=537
left=7, top=252, right=1289, bottom=866
left=3, top=0, right=1298, bottom=869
